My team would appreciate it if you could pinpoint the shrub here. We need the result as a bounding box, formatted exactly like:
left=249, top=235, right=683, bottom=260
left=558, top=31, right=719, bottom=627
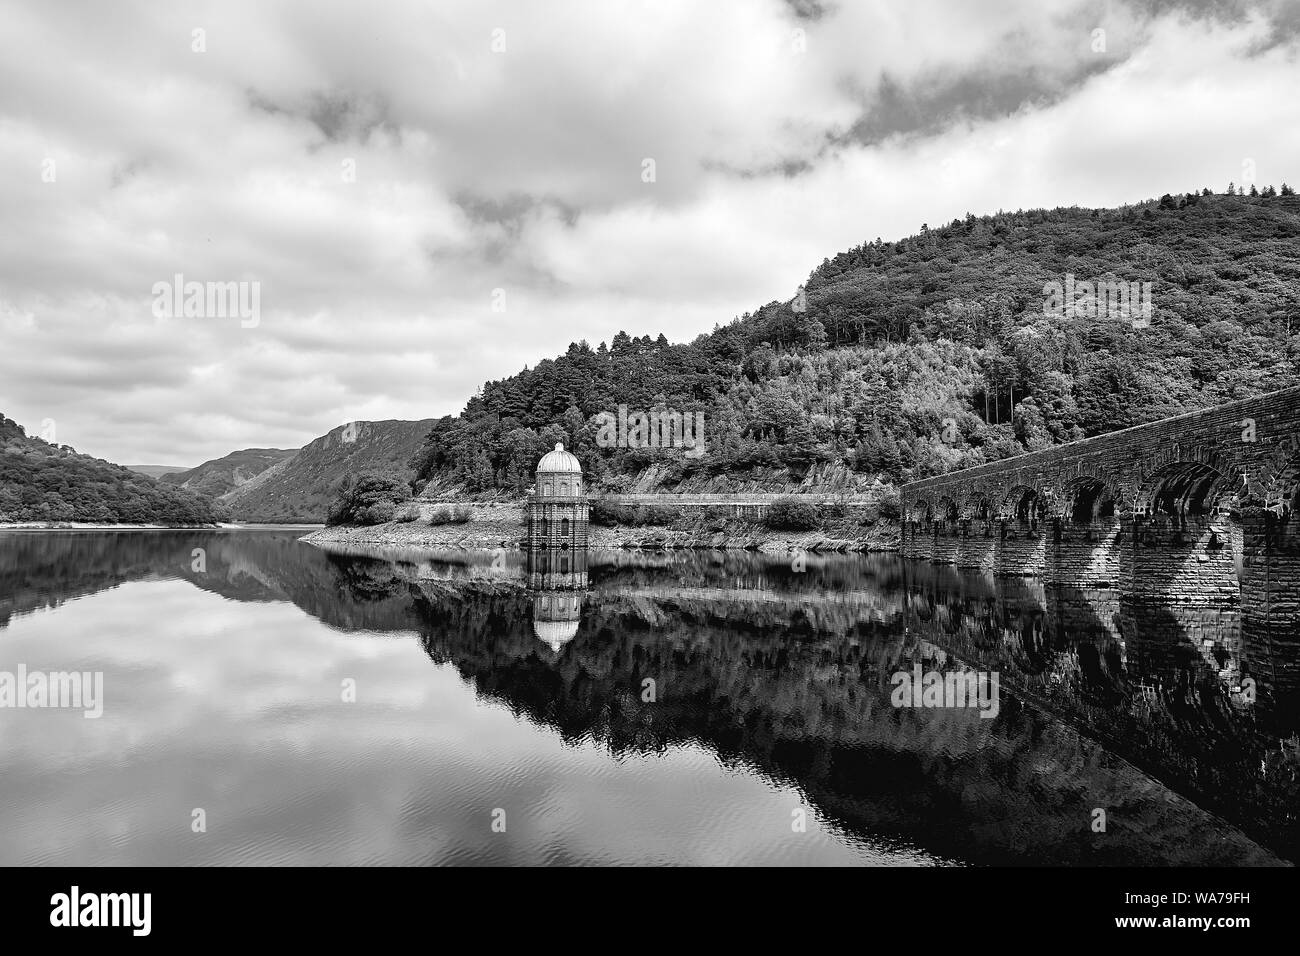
left=428, top=504, right=473, bottom=525
left=359, top=501, right=397, bottom=525
left=875, top=485, right=902, bottom=521
left=326, top=473, right=411, bottom=526
left=632, top=504, right=677, bottom=526
left=394, top=505, right=422, bottom=523
left=763, top=497, right=819, bottom=531
left=590, top=500, right=635, bottom=526
left=704, top=514, right=730, bottom=533
left=591, top=500, right=676, bottom=527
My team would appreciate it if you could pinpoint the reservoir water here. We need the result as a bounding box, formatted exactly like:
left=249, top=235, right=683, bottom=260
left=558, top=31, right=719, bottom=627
left=0, top=529, right=1294, bottom=865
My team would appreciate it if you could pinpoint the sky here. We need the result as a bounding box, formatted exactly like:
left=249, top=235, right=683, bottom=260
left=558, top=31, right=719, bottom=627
left=2, top=0, right=1299, bottom=466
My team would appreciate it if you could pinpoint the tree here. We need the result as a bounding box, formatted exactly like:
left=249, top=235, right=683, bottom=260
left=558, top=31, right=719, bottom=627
left=764, top=497, right=819, bottom=530
left=327, top=473, right=411, bottom=526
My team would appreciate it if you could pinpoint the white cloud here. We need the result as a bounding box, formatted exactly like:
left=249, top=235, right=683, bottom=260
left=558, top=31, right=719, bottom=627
left=0, top=0, right=1296, bottom=463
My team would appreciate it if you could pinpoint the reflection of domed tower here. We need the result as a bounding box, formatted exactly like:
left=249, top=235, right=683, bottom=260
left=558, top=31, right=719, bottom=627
left=532, top=590, right=584, bottom=652
left=527, top=545, right=587, bottom=653
left=526, top=545, right=588, bottom=590
left=527, top=443, right=588, bottom=550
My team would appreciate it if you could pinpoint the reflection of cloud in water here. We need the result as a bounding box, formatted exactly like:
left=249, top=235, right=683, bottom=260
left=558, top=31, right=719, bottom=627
left=0, top=531, right=1293, bottom=866
left=0, top=557, right=913, bottom=866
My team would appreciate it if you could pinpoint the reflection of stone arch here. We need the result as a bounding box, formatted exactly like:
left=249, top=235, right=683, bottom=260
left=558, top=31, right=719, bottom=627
left=1063, top=476, right=1119, bottom=525
left=1136, top=462, right=1232, bottom=520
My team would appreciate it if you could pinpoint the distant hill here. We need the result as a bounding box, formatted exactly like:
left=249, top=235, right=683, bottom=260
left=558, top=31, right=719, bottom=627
left=0, top=414, right=217, bottom=525
left=410, top=188, right=1300, bottom=494
left=220, top=420, right=435, bottom=522
left=163, top=448, right=297, bottom=499
left=127, top=464, right=191, bottom=479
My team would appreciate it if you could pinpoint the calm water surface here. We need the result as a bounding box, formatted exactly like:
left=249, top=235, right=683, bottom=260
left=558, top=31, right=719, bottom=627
left=0, top=530, right=1295, bottom=866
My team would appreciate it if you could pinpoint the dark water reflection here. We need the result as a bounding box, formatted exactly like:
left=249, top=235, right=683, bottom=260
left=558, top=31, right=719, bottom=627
left=0, top=530, right=1295, bottom=866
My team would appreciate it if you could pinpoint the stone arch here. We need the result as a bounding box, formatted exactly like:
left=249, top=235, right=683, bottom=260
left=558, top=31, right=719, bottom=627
left=962, top=492, right=992, bottom=522
left=1136, top=462, right=1232, bottom=524
left=1255, top=458, right=1300, bottom=552
left=1063, top=476, right=1119, bottom=525
left=1000, top=485, right=1049, bottom=529
left=906, top=498, right=933, bottom=524
left=936, top=496, right=959, bottom=532
left=958, top=491, right=995, bottom=539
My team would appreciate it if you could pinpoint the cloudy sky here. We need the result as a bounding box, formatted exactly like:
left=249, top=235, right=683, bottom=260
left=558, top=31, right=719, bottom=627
left=2, top=0, right=1299, bottom=465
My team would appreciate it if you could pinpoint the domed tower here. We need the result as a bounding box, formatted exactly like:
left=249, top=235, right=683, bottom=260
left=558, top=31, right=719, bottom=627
left=527, top=443, right=588, bottom=550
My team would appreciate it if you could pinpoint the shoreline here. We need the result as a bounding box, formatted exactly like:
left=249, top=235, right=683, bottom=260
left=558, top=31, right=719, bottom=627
left=0, top=522, right=325, bottom=532
left=300, top=501, right=900, bottom=553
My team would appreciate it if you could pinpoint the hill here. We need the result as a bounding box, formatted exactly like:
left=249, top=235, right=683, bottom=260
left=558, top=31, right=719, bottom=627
left=410, top=187, right=1300, bottom=496
left=162, top=448, right=297, bottom=499
left=221, top=420, right=435, bottom=522
left=126, top=464, right=191, bottom=478
left=0, top=415, right=218, bottom=525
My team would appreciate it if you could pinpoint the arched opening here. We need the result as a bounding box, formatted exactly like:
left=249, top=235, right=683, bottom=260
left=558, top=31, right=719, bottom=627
left=1140, top=462, right=1230, bottom=533
left=965, top=495, right=992, bottom=537
left=937, top=497, right=959, bottom=536
left=905, top=498, right=933, bottom=542
left=1002, top=485, right=1045, bottom=533
left=561, top=517, right=570, bottom=537
left=1065, top=477, right=1117, bottom=527
left=906, top=498, right=933, bottom=523
left=1266, top=468, right=1300, bottom=553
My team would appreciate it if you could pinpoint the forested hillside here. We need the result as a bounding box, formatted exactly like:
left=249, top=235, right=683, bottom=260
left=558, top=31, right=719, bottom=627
left=221, top=420, right=434, bottom=522
left=163, top=447, right=297, bottom=499
left=0, top=415, right=217, bottom=525
left=411, top=188, right=1300, bottom=495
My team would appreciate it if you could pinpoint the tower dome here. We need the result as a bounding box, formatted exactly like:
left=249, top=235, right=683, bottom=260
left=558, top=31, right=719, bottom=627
left=536, top=442, right=581, bottom=474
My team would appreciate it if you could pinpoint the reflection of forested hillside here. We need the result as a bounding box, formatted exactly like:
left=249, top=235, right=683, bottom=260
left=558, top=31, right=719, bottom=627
left=0, top=532, right=175, bottom=627
left=2, top=532, right=1292, bottom=863
left=409, top=579, right=1280, bottom=864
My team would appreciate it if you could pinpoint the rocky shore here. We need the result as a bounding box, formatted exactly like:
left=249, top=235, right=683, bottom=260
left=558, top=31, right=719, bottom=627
left=300, top=500, right=900, bottom=552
